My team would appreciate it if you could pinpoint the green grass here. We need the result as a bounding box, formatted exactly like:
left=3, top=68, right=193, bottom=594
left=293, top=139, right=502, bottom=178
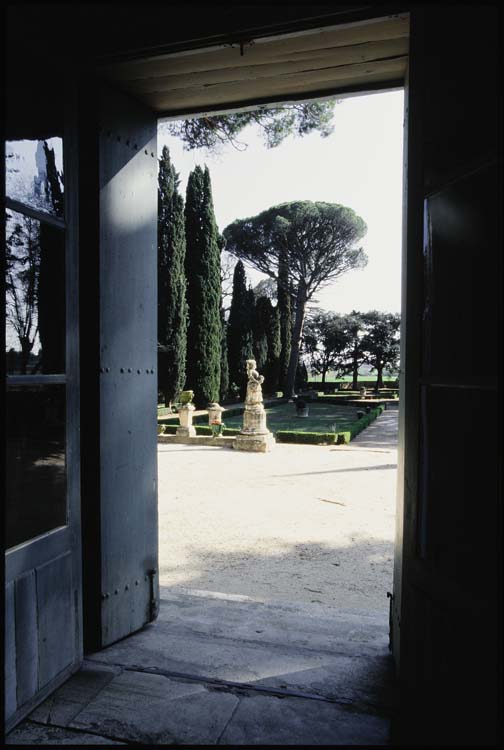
left=307, top=373, right=398, bottom=383
left=158, top=402, right=385, bottom=445
left=157, top=405, right=175, bottom=416
left=223, top=402, right=362, bottom=435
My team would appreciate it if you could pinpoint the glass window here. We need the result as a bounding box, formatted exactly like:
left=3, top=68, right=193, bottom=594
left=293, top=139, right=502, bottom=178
left=6, top=385, right=67, bottom=548
left=5, top=138, right=64, bottom=217
left=5, top=209, right=65, bottom=374
left=5, top=131, right=68, bottom=549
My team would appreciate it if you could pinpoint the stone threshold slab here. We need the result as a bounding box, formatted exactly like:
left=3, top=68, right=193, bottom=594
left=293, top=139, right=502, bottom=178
left=20, top=667, right=390, bottom=746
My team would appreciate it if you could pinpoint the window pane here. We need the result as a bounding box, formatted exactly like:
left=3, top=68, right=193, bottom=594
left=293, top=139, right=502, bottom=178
left=5, top=138, right=64, bottom=217
left=6, top=385, right=67, bottom=549
left=5, top=209, right=65, bottom=374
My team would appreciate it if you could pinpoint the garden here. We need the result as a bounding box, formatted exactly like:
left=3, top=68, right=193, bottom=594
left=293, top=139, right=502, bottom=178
left=159, top=399, right=386, bottom=446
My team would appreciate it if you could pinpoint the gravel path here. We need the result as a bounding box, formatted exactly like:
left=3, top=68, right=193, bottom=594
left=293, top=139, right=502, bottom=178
left=157, top=410, right=398, bottom=614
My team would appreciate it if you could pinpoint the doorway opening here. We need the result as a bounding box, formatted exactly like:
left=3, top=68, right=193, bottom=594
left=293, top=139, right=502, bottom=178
left=155, top=89, right=403, bottom=619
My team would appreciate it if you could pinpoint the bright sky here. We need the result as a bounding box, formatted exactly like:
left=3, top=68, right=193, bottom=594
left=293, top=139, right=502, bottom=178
left=158, top=89, right=404, bottom=315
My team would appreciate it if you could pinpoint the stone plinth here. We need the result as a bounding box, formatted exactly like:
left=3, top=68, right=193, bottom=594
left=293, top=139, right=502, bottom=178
left=176, top=403, right=196, bottom=437
left=234, top=430, right=275, bottom=453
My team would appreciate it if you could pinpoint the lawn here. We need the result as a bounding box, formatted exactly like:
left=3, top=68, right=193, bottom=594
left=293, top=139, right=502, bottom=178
left=308, top=374, right=398, bottom=384
left=222, top=402, right=361, bottom=434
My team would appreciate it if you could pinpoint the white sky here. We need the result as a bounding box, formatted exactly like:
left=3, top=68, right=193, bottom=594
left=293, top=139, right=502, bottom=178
left=158, top=89, right=404, bottom=314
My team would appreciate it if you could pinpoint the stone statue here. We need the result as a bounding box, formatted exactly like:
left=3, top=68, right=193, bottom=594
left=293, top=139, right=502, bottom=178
left=234, top=359, right=274, bottom=452
left=245, top=359, right=264, bottom=405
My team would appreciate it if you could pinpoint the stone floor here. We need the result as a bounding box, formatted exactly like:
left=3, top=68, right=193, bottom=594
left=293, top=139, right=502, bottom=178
left=7, top=588, right=397, bottom=745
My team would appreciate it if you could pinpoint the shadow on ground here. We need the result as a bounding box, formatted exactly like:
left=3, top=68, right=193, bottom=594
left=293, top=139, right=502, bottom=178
left=158, top=537, right=394, bottom=612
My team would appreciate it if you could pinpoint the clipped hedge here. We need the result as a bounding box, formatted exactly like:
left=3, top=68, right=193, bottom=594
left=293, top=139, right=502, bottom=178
left=276, top=431, right=337, bottom=445
left=195, top=425, right=241, bottom=436
left=346, top=405, right=384, bottom=440
left=275, top=405, right=384, bottom=446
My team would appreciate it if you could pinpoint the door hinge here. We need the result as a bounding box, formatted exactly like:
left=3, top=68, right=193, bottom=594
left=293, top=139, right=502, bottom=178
left=147, top=568, right=158, bottom=621
left=387, top=591, right=394, bottom=652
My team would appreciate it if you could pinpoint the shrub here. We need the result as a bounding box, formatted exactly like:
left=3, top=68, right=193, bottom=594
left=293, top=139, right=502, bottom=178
left=195, top=425, right=241, bottom=436
left=276, top=431, right=336, bottom=445
left=161, top=424, right=178, bottom=434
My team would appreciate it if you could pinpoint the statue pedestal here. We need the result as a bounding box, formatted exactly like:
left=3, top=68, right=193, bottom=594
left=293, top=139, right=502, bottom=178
left=176, top=403, right=196, bottom=437
left=234, top=403, right=274, bottom=453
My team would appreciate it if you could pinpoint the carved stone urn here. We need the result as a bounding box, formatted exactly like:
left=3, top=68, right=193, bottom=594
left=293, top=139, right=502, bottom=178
left=177, top=390, right=196, bottom=437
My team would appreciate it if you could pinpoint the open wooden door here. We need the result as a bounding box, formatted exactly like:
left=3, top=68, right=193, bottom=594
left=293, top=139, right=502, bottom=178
left=392, top=7, right=500, bottom=745
left=79, top=83, right=159, bottom=651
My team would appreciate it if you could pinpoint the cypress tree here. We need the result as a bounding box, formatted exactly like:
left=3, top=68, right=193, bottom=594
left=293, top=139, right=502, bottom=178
left=253, top=295, right=271, bottom=375
left=219, top=307, right=230, bottom=403
left=157, top=145, right=187, bottom=406
left=227, top=260, right=253, bottom=399
left=185, top=165, right=221, bottom=406
left=266, top=302, right=282, bottom=393
left=277, top=248, right=292, bottom=392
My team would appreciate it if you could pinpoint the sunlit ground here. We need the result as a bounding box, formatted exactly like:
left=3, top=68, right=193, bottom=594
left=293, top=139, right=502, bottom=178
left=157, top=411, right=398, bottom=613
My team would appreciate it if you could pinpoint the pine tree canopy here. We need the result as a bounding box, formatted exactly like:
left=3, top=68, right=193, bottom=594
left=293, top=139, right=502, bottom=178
left=224, top=201, right=367, bottom=397
left=163, top=100, right=337, bottom=152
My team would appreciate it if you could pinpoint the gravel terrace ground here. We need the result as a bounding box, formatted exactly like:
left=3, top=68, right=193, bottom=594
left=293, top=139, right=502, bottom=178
left=157, top=409, right=398, bottom=614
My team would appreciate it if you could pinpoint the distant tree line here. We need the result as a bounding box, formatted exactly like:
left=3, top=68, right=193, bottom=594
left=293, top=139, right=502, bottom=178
left=303, top=309, right=401, bottom=390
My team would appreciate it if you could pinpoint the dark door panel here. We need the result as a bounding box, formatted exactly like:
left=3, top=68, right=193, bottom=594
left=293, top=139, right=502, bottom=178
left=80, top=84, right=159, bottom=650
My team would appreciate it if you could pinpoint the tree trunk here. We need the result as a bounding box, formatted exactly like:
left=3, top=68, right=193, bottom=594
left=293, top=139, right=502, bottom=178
left=321, top=367, right=327, bottom=385
left=375, top=363, right=384, bottom=391
left=20, top=338, right=31, bottom=375
left=285, top=285, right=307, bottom=398
left=352, top=353, right=359, bottom=390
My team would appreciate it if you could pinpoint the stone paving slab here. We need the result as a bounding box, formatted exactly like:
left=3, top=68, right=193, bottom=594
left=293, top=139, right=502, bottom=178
left=84, top=590, right=395, bottom=713
left=9, top=590, right=396, bottom=745
left=28, top=662, right=122, bottom=727
left=16, top=669, right=389, bottom=746
left=5, top=721, right=128, bottom=744
left=69, top=671, right=238, bottom=745
left=219, top=692, right=390, bottom=746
